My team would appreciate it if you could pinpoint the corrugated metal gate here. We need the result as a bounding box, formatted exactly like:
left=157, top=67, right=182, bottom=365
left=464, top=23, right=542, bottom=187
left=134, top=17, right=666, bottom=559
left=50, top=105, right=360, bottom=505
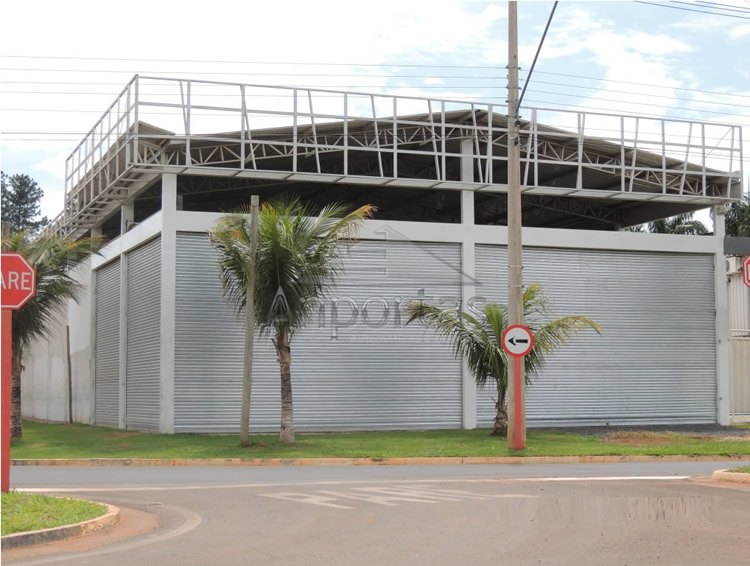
left=475, top=245, right=717, bottom=426
left=731, top=339, right=750, bottom=417
left=94, top=259, right=121, bottom=427
left=125, top=237, right=161, bottom=431
left=174, top=233, right=463, bottom=432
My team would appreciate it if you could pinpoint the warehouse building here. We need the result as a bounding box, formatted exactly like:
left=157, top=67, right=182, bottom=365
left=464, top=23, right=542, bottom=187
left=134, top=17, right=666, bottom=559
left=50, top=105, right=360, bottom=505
left=24, top=75, right=743, bottom=432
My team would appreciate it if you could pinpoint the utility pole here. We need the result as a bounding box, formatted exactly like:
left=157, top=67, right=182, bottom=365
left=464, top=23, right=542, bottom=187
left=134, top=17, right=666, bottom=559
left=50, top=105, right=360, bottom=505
left=506, top=0, right=526, bottom=450
left=239, top=195, right=260, bottom=447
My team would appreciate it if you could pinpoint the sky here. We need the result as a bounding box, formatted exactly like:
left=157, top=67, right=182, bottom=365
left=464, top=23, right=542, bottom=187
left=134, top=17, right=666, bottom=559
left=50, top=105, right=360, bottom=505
left=1, top=0, right=748, bottom=227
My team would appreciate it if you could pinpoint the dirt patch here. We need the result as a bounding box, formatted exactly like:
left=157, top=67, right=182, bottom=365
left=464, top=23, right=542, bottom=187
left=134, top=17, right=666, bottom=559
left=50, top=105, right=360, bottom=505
left=106, top=432, right=141, bottom=439
left=601, top=432, right=709, bottom=446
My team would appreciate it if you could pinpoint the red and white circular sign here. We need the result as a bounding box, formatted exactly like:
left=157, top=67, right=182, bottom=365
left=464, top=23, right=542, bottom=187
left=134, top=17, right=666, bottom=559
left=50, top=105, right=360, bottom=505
left=1, top=253, right=37, bottom=310
left=501, top=324, right=534, bottom=358
left=743, top=255, right=750, bottom=289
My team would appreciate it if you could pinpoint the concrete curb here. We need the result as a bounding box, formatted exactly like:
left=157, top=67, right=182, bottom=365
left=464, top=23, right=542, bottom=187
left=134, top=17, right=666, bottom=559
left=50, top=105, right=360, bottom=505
left=711, top=469, right=750, bottom=484
left=10, top=454, right=750, bottom=467
left=1, top=501, right=119, bottom=550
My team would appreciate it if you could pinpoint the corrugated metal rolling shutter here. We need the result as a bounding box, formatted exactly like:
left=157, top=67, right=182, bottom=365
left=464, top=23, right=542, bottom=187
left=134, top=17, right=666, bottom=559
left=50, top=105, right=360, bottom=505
left=126, top=237, right=161, bottom=431
left=94, top=259, right=120, bottom=428
left=175, top=233, right=463, bottom=432
left=475, top=245, right=717, bottom=426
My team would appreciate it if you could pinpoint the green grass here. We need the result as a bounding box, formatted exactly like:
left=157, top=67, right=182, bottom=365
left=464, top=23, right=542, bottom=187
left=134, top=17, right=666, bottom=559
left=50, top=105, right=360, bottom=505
left=1, top=492, right=106, bottom=536
left=729, top=465, right=750, bottom=474
left=9, top=421, right=750, bottom=459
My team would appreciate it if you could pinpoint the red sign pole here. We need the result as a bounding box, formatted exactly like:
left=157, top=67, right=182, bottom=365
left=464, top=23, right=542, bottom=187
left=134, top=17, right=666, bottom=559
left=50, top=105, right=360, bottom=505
left=2, top=309, right=12, bottom=492
left=502, top=324, right=534, bottom=451
left=2, top=251, right=37, bottom=493
left=513, top=356, right=523, bottom=450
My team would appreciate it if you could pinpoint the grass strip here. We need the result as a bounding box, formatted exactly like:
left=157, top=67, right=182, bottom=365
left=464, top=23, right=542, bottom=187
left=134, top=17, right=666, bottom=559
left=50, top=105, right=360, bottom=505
left=729, top=465, right=750, bottom=474
left=1, top=492, right=106, bottom=536
left=9, top=421, right=750, bottom=460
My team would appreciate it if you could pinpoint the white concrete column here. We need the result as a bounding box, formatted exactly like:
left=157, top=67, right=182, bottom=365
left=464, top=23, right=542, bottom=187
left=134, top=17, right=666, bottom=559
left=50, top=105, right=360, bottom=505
left=89, top=225, right=102, bottom=423
left=118, top=246, right=128, bottom=429
left=714, top=205, right=730, bottom=425
left=160, top=174, right=177, bottom=433
left=460, top=139, right=477, bottom=430
left=121, top=202, right=134, bottom=235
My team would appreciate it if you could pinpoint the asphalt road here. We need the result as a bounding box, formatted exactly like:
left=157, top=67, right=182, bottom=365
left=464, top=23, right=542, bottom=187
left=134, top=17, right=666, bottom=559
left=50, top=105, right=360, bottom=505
left=4, top=461, right=750, bottom=566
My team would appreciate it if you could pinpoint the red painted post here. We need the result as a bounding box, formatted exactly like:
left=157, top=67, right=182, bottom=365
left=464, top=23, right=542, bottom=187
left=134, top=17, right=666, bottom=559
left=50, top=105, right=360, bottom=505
left=501, top=324, right=534, bottom=451
left=513, top=357, right=523, bottom=450
left=2, top=309, right=12, bottom=492
left=2, top=251, right=37, bottom=492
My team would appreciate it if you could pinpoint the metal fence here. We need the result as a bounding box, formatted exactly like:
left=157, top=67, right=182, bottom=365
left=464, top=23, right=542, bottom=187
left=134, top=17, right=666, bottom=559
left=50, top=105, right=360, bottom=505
left=46, top=75, right=743, bottom=239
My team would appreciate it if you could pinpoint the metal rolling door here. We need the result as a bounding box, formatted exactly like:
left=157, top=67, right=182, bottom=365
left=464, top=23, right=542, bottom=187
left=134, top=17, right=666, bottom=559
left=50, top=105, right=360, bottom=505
left=126, top=237, right=161, bottom=431
left=475, top=245, right=717, bottom=426
left=174, top=233, right=463, bottom=432
left=94, top=259, right=120, bottom=428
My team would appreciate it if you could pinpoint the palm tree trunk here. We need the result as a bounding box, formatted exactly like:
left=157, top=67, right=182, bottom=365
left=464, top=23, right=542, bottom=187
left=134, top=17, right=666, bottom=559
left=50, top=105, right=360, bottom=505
left=274, top=326, right=294, bottom=442
left=11, top=345, right=23, bottom=440
left=492, top=379, right=508, bottom=437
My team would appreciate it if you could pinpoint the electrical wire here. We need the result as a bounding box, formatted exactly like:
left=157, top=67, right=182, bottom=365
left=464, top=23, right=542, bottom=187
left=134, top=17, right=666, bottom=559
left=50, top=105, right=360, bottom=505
left=634, top=0, right=750, bottom=19
left=518, top=1, right=558, bottom=110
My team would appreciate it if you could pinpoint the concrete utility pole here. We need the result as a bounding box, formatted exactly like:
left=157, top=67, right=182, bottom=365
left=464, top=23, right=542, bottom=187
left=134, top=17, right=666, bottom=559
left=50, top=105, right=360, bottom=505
left=506, top=0, right=526, bottom=449
left=240, top=195, right=260, bottom=447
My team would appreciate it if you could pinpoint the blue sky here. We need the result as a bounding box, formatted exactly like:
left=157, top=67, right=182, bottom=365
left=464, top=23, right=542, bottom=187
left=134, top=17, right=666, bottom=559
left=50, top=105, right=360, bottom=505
left=1, top=0, right=748, bottom=224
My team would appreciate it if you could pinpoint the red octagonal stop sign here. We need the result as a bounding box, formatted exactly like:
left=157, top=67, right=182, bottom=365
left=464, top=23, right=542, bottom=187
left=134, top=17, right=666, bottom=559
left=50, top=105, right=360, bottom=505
left=1, top=253, right=37, bottom=310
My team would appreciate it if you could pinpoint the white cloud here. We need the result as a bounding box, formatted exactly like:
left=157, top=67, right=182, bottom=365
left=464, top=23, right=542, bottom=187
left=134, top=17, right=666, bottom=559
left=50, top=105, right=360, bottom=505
left=729, top=24, right=750, bottom=39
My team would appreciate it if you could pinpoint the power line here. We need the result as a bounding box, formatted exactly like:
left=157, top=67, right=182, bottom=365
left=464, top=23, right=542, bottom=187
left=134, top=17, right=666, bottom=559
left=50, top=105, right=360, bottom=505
left=4, top=85, right=750, bottom=117
left=518, top=1, right=558, bottom=110
left=0, top=67, right=504, bottom=79
left=634, top=0, right=750, bottom=19
left=691, top=0, right=750, bottom=13
left=4, top=67, right=749, bottom=104
left=4, top=78, right=750, bottom=111
left=522, top=70, right=750, bottom=100
left=3, top=82, right=749, bottom=118
left=0, top=54, right=504, bottom=70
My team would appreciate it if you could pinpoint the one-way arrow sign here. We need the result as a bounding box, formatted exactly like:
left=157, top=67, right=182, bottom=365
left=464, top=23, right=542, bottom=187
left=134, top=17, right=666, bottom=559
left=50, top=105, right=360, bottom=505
left=501, top=325, right=534, bottom=358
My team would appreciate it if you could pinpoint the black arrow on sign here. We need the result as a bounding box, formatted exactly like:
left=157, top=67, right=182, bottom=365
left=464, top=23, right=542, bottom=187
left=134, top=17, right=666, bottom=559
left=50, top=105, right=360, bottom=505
left=509, top=337, right=529, bottom=346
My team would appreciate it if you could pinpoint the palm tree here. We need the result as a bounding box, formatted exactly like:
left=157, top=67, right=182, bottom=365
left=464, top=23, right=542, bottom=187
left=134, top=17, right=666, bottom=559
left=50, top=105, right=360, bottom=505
left=647, top=212, right=708, bottom=235
left=407, top=283, right=602, bottom=436
left=2, top=232, right=102, bottom=440
left=210, top=197, right=374, bottom=442
left=725, top=193, right=750, bottom=237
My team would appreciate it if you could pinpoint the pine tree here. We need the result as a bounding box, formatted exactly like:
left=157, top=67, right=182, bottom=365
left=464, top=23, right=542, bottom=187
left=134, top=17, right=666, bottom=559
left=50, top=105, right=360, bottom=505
left=1, top=172, right=49, bottom=235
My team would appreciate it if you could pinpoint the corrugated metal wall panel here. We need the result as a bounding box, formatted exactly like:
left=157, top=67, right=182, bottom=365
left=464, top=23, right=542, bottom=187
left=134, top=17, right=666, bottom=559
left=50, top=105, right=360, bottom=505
left=126, top=237, right=161, bottom=431
left=175, top=233, right=463, bottom=432
left=475, top=245, right=717, bottom=426
left=730, top=338, right=750, bottom=415
left=728, top=272, right=750, bottom=336
left=94, top=259, right=120, bottom=428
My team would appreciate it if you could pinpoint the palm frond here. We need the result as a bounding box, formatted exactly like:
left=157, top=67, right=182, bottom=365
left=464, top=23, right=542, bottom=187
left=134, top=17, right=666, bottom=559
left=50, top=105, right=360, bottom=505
left=1, top=232, right=103, bottom=349
left=407, top=301, right=502, bottom=389
left=407, top=283, right=602, bottom=399
left=210, top=196, right=374, bottom=336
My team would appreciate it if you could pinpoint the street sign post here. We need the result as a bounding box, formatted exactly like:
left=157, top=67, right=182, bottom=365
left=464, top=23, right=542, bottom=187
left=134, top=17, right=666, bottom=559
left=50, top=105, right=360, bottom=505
left=1, top=252, right=37, bottom=492
left=743, top=255, right=750, bottom=289
left=501, top=324, right=534, bottom=450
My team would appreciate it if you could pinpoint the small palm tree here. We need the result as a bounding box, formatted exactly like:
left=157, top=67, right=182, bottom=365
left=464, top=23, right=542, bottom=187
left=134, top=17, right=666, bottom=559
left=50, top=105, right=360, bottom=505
left=648, top=212, right=708, bottom=235
left=2, top=232, right=102, bottom=440
left=407, top=283, right=602, bottom=436
left=210, top=197, right=374, bottom=442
